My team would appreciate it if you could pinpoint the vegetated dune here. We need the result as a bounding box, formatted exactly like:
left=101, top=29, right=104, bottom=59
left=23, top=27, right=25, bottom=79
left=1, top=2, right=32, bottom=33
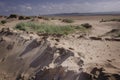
left=0, top=15, right=120, bottom=80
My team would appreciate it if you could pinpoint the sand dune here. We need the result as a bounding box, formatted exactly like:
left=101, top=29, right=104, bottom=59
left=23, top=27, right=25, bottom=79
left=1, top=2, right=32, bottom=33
left=0, top=15, right=120, bottom=80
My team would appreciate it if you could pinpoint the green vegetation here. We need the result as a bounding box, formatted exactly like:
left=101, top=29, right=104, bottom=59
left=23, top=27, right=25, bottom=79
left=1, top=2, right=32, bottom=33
left=0, top=20, right=7, bottom=24
left=38, top=16, right=50, bottom=20
left=62, top=19, right=74, bottom=23
left=100, top=19, right=120, bottom=22
left=15, top=22, right=88, bottom=35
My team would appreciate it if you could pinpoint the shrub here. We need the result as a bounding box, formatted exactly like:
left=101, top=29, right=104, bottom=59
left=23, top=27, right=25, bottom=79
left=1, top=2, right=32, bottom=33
left=43, top=17, right=50, bottom=20
left=8, top=14, right=18, bottom=19
left=31, top=18, right=39, bottom=22
left=15, top=22, right=87, bottom=35
left=111, top=19, right=120, bottom=22
left=62, top=19, right=74, bottom=23
left=19, top=16, right=25, bottom=20
left=25, top=16, right=31, bottom=19
left=118, top=34, right=120, bottom=37
left=38, top=16, right=43, bottom=19
left=0, top=20, right=7, bottom=24
left=51, top=18, right=56, bottom=20
left=81, top=23, right=92, bottom=29
left=100, top=18, right=120, bottom=22
left=58, top=18, right=62, bottom=20
left=100, top=19, right=105, bottom=22
left=38, top=16, right=50, bottom=20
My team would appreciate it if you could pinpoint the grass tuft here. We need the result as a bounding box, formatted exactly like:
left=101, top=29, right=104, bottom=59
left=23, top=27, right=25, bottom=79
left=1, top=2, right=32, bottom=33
left=62, top=19, right=74, bottom=23
left=15, top=22, right=88, bottom=35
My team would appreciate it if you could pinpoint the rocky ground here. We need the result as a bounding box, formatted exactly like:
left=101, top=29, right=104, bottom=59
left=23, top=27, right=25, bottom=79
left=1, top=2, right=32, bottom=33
left=0, top=15, right=120, bottom=80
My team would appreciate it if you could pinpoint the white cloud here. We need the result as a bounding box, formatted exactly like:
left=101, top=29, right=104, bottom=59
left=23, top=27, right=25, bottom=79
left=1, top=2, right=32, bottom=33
left=26, top=6, right=32, bottom=10
left=19, top=5, right=32, bottom=11
left=88, top=0, right=120, bottom=12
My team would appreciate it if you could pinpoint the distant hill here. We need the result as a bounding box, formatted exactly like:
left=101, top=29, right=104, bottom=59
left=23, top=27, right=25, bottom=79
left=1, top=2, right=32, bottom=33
left=47, top=12, right=120, bottom=16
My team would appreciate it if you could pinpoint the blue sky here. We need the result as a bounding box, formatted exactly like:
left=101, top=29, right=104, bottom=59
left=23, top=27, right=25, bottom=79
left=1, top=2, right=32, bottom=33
left=0, top=0, right=120, bottom=15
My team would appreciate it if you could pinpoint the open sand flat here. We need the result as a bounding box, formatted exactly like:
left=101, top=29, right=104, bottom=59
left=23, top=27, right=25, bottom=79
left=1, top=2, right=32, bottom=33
left=54, top=15, right=120, bottom=20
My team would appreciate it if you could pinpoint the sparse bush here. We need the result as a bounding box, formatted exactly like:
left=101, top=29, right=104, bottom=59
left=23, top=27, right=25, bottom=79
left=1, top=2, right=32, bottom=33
left=0, top=16, right=4, bottom=18
left=62, top=19, right=74, bottom=23
left=38, top=16, right=43, bottom=19
left=19, top=16, right=25, bottom=20
left=0, top=20, right=7, bottom=24
left=43, top=17, right=50, bottom=20
left=100, top=19, right=105, bottom=22
left=15, top=22, right=87, bottom=35
left=58, top=18, right=62, bottom=20
left=25, top=16, right=31, bottom=19
left=51, top=17, right=56, bottom=20
left=118, top=34, right=120, bottom=37
left=111, top=19, right=120, bottom=22
left=38, top=16, right=50, bottom=20
left=8, top=14, right=18, bottom=19
left=100, top=18, right=120, bottom=22
left=31, top=18, right=39, bottom=22
left=81, top=23, right=92, bottom=29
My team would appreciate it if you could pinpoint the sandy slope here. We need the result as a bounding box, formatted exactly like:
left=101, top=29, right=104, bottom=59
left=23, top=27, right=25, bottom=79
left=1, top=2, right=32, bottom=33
left=0, top=15, right=120, bottom=80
